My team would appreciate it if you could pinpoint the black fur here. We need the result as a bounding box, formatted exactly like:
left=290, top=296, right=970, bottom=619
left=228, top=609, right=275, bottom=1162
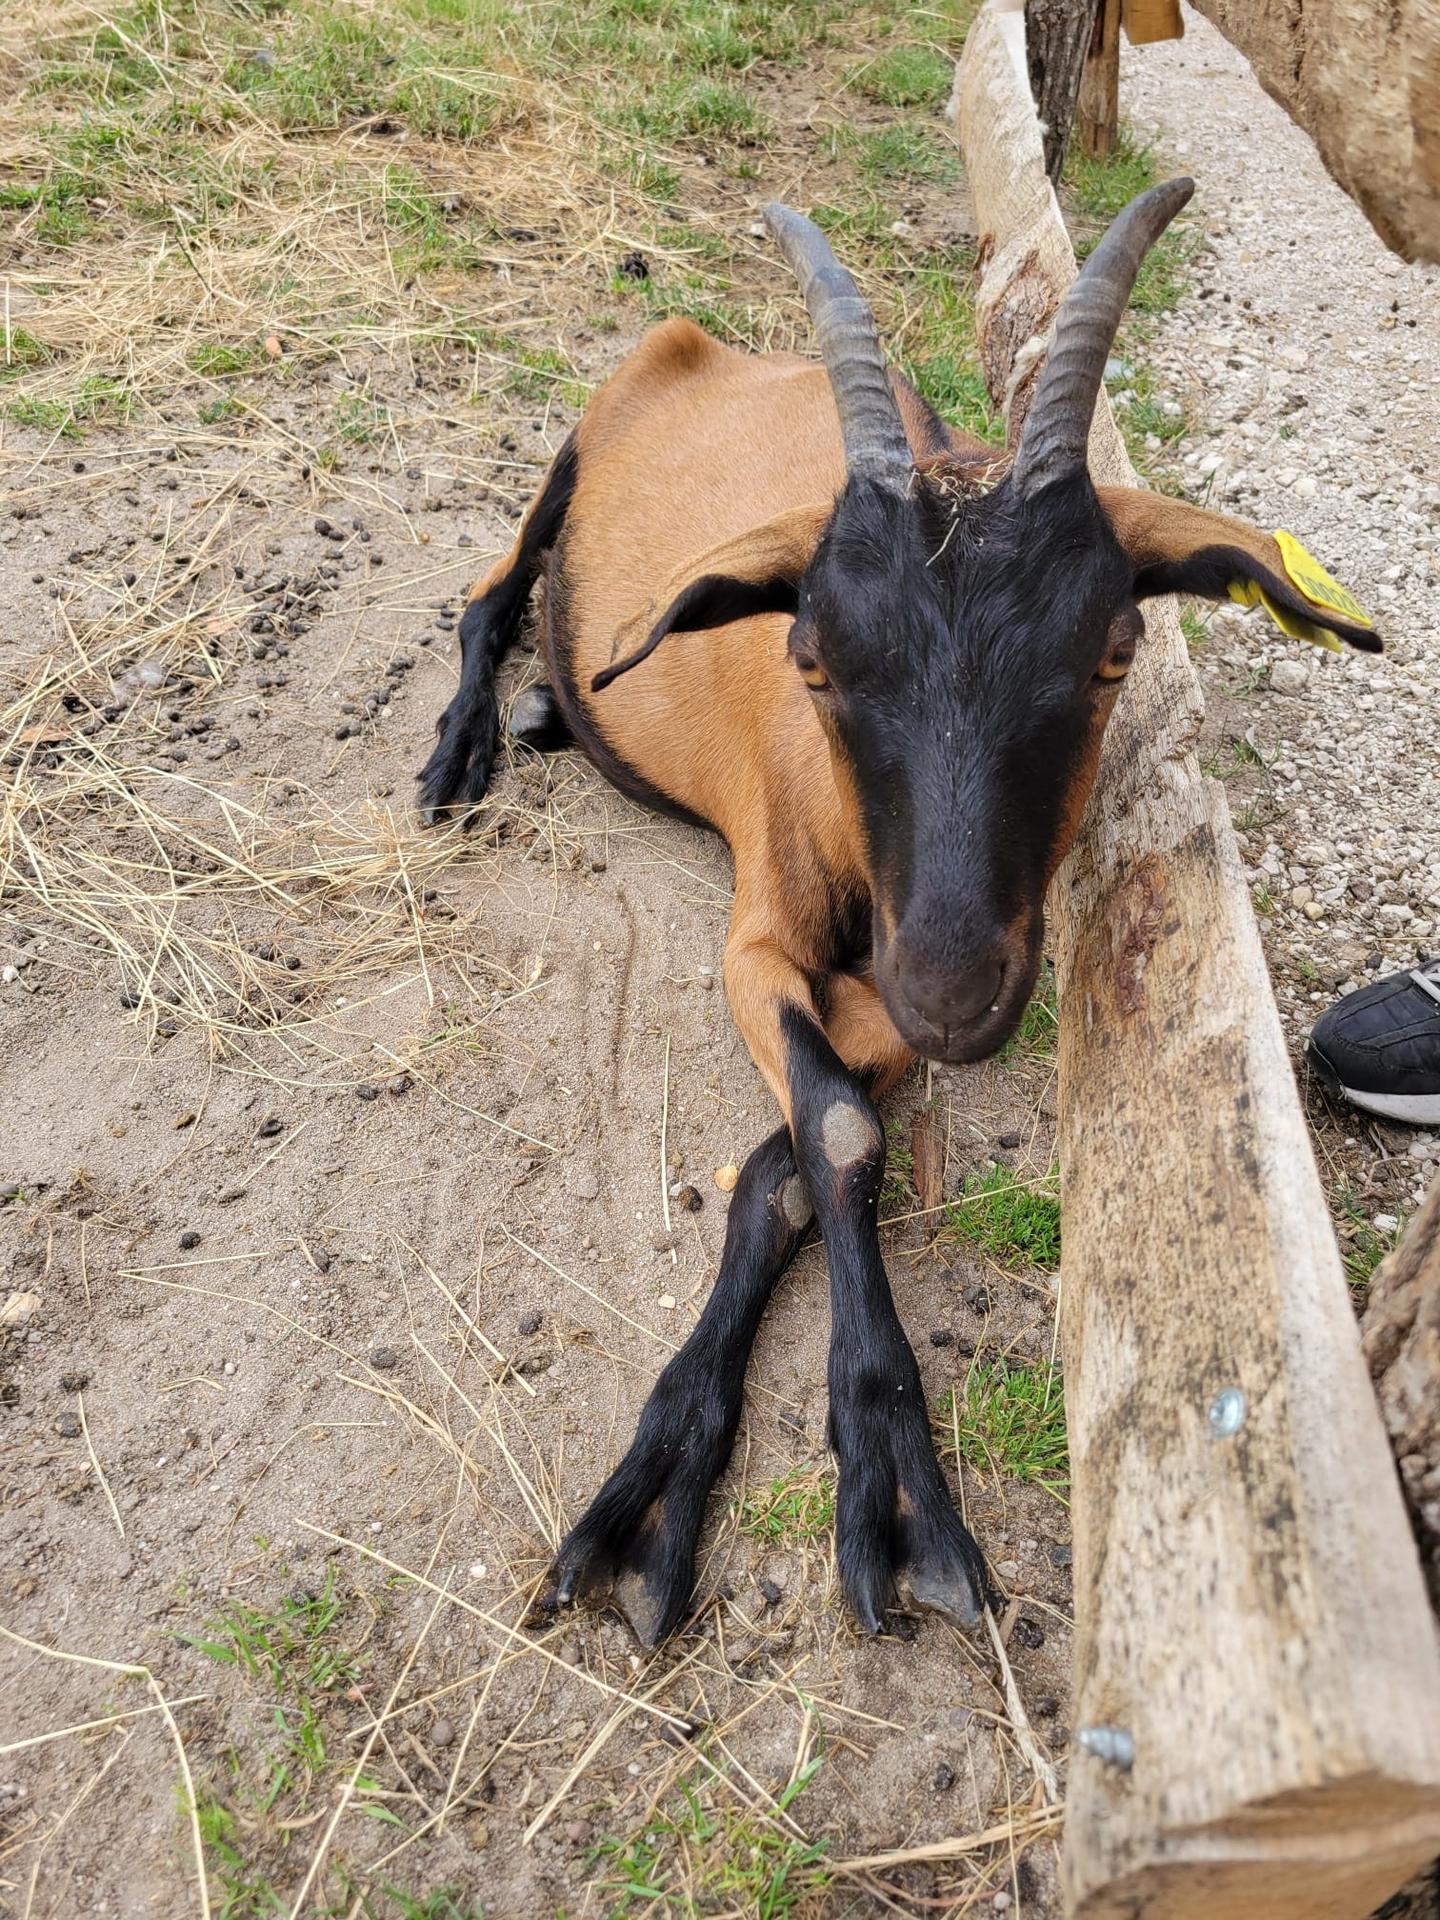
left=552, top=1126, right=810, bottom=1644
left=779, top=1004, right=987, bottom=1632
left=792, top=469, right=1129, bottom=1061
left=416, top=433, right=579, bottom=820
left=1133, top=542, right=1381, bottom=650
left=592, top=571, right=803, bottom=691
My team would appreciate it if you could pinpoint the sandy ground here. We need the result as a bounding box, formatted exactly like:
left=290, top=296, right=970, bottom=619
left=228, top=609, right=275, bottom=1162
left=3, top=5, right=1436, bottom=1918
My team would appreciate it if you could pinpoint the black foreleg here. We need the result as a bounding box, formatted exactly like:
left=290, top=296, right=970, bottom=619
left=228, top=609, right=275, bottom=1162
left=781, top=1006, right=986, bottom=1633
left=417, top=434, right=577, bottom=821
left=552, top=1126, right=811, bottom=1645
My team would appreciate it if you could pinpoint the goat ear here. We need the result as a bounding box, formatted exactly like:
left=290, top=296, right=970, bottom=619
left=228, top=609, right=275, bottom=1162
left=1098, top=487, right=1381, bottom=654
left=592, top=504, right=829, bottom=692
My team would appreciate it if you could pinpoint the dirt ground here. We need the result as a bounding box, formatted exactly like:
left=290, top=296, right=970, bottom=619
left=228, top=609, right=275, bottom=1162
left=0, top=3, right=1081, bottom=1915
left=5, top=0, right=1434, bottom=1911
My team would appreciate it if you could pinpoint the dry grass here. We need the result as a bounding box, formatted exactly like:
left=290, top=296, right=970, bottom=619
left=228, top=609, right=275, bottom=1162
left=0, top=2, right=1076, bottom=1913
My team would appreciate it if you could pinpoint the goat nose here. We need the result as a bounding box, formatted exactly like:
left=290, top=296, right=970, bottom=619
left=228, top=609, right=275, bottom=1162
left=898, top=949, right=1005, bottom=1030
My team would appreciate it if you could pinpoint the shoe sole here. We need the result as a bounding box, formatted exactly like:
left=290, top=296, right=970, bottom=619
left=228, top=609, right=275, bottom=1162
left=1307, top=1039, right=1440, bottom=1126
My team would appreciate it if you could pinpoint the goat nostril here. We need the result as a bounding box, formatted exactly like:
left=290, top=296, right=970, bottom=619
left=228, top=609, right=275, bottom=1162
left=897, top=951, right=1005, bottom=1030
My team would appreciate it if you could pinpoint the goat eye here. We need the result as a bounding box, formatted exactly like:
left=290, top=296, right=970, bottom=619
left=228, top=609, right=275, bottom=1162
left=1094, top=642, right=1134, bottom=684
left=794, top=655, right=830, bottom=691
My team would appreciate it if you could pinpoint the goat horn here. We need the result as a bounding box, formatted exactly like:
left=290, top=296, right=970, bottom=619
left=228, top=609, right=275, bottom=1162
left=1010, top=176, right=1194, bottom=498
left=763, top=203, right=912, bottom=494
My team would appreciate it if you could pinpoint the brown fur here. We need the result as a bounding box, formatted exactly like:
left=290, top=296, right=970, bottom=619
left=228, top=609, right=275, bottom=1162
left=468, top=317, right=1363, bottom=1118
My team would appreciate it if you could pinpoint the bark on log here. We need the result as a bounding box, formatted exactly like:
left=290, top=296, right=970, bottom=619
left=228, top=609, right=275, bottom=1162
left=1187, top=0, right=1440, bottom=265
left=1363, top=1171, right=1440, bottom=1614
left=1025, top=0, right=1101, bottom=181
left=952, top=5, right=1440, bottom=1915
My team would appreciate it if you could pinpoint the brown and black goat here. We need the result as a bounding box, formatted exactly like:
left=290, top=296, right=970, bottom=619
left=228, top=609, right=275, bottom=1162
left=419, top=179, right=1378, bottom=1644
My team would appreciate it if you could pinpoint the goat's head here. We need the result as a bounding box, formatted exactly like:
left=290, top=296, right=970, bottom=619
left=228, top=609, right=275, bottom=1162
left=594, top=183, right=1379, bottom=1065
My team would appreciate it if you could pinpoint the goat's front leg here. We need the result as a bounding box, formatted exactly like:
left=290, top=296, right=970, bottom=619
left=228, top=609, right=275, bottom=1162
left=551, top=1124, right=810, bottom=1645
left=779, top=1002, right=987, bottom=1633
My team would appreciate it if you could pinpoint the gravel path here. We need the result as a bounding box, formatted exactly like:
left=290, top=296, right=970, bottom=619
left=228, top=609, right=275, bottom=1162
left=1123, top=7, right=1440, bottom=1217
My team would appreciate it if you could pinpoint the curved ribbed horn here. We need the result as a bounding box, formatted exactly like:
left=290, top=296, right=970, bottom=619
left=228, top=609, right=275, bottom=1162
left=763, top=202, right=912, bottom=494
left=1011, top=176, right=1194, bottom=498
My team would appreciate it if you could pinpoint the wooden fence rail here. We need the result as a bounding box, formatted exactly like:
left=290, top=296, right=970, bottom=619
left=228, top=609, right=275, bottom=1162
left=951, top=6, right=1440, bottom=1914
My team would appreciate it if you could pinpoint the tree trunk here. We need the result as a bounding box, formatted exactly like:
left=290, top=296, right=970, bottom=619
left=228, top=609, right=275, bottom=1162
left=1025, top=0, right=1102, bottom=181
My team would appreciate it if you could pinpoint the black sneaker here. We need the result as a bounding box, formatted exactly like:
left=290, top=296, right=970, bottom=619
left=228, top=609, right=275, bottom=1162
left=1307, top=959, right=1440, bottom=1125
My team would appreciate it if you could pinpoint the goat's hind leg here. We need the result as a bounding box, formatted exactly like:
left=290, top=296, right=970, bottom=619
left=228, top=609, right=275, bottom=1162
left=417, top=433, right=577, bottom=821
left=552, top=1126, right=809, bottom=1646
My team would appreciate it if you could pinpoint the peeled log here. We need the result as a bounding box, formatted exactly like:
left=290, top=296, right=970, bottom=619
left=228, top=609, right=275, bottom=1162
left=953, top=5, right=1440, bottom=1915
left=1187, top=0, right=1440, bottom=264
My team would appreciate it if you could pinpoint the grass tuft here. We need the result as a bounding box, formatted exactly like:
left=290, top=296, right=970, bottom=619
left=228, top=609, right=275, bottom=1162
left=592, top=1760, right=830, bottom=1918
left=941, top=1359, right=1069, bottom=1490
left=735, top=1470, right=835, bottom=1544
left=944, top=1165, right=1061, bottom=1271
left=847, top=43, right=954, bottom=109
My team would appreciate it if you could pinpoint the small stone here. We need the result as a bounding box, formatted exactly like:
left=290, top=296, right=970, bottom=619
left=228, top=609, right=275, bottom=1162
left=757, top=1575, right=782, bottom=1605
left=429, top=1718, right=455, bottom=1749
left=931, top=1762, right=955, bottom=1792
left=998, top=1131, right=1022, bottom=1149
left=179, top=1230, right=201, bottom=1250
left=466, top=1815, right=489, bottom=1850
left=59, top=1371, right=91, bottom=1392
left=929, top=1328, right=955, bottom=1347
left=1013, top=1616, right=1045, bottom=1650
left=657, top=1291, right=678, bottom=1309
left=993, top=1894, right=1012, bottom=1913
left=1049, top=1542, right=1073, bottom=1567
left=1, top=1292, right=42, bottom=1328
left=217, top=1186, right=246, bottom=1206
left=56, top=1412, right=81, bottom=1438
left=651, top=1232, right=677, bottom=1253
left=714, top=1164, right=739, bottom=1192
left=963, top=1283, right=991, bottom=1314
left=518, top=1309, right=542, bottom=1336
left=369, top=1345, right=400, bottom=1371
left=574, top=1170, right=601, bottom=1200
left=387, top=1074, right=411, bottom=1096
left=256, top=1117, right=284, bottom=1139
left=1269, top=658, right=1309, bottom=696
left=355, top=1083, right=379, bottom=1101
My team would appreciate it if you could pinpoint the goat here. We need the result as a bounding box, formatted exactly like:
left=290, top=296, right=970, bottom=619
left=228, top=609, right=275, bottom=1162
left=419, top=179, right=1378, bottom=1645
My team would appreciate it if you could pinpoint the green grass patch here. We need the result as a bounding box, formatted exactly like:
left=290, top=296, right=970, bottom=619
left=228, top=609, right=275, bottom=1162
left=999, top=961, right=1057, bottom=1063
left=592, top=1759, right=829, bottom=1918
left=2, top=374, right=131, bottom=438
left=944, top=1164, right=1061, bottom=1272
left=179, top=1568, right=360, bottom=1694
left=941, top=1358, right=1069, bottom=1490
left=846, top=121, right=959, bottom=188
left=1334, top=1191, right=1402, bottom=1292
left=735, top=1470, right=835, bottom=1544
left=847, top=43, right=953, bottom=108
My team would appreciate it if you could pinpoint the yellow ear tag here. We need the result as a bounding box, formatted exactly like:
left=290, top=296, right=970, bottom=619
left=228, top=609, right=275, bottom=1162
left=1228, top=531, right=1372, bottom=655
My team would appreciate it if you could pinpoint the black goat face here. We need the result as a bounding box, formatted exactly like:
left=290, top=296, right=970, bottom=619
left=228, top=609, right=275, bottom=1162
left=794, top=470, right=1137, bottom=1064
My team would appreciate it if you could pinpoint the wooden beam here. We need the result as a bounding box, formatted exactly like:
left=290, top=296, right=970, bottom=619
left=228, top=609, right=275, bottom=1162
left=1122, top=0, right=1183, bottom=44
left=1077, top=0, right=1120, bottom=159
left=1186, top=0, right=1440, bottom=263
left=951, top=6, right=1440, bottom=1916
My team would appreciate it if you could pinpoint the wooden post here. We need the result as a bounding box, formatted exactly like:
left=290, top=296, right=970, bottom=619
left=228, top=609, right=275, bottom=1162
left=1025, top=0, right=1102, bottom=181
left=952, top=5, right=1440, bottom=1916
left=1077, top=0, right=1120, bottom=158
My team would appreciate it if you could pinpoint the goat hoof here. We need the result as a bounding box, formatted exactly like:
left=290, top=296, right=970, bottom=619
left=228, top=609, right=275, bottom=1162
left=833, top=1405, right=987, bottom=1635
left=507, top=684, right=570, bottom=752
left=415, top=692, right=500, bottom=823
left=552, top=1499, right=697, bottom=1648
